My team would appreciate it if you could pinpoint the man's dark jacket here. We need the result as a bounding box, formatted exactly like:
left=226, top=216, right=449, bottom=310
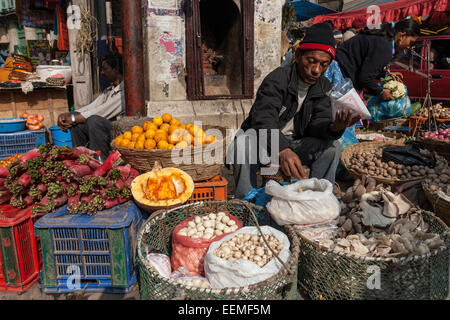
left=241, top=62, right=343, bottom=155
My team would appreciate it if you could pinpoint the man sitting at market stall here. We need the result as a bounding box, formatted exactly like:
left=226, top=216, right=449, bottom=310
left=230, top=22, right=361, bottom=199
left=57, top=52, right=124, bottom=161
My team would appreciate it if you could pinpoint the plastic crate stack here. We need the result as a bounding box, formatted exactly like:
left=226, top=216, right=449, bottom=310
left=0, top=206, right=40, bottom=292
left=0, top=129, right=46, bottom=160
left=188, top=175, right=228, bottom=203
left=34, top=201, right=143, bottom=294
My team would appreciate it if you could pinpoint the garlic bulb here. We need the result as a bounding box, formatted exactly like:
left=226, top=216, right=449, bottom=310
left=214, top=233, right=283, bottom=268
left=179, top=212, right=240, bottom=240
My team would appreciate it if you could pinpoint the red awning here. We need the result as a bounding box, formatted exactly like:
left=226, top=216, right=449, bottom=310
left=313, top=0, right=450, bottom=30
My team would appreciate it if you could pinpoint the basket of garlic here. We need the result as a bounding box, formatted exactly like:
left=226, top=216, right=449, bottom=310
left=136, top=199, right=300, bottom=300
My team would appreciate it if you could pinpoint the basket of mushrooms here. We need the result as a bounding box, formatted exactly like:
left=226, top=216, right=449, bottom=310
left=136, top=200, right=300, bottom=300
left=296, top=175, right=449, bottom=300
left=341, top=140, right=448, bottom=186
left=422, top=162, right=450, bottom=227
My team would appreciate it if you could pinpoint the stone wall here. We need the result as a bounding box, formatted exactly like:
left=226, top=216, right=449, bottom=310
left=143, top=0, right=285, bottom=129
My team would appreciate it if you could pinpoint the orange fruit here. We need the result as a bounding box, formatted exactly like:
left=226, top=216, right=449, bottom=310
left=142, top=121, right=152, bottom=131
left=179, top=124, right=186, bottom=130
left=135, top=141, right=145, bottom=150
left=175, top=141, right=188, bottom=149
left=114, top=137, right=123, bottom=146
left=153, top=116, right=163, bottom=127
left=186, top=123, right=194, bottom=130
left=168, top=144, right=175, bottom=150
left=205, top=135, right=216, bottom=144
left=137, top=134, right=146, bottom=142
left=123, top=131, right=132, bottom=140
left=121, top=138, right=131, bottom=147
left=168, top=125, right=179, bottom=135
left=168, top=133, right=182, bottom=145
left=157, top=140, right=169, bottom=149
left=156, top=129, right=167, bottom=136
left=162, top=113, right=172, bottom=123
left=170, top=118, right=180, bottom=126
left=131, top=126, right=144, bottom=134
left=131, top=133, right=140, bottom=141
left=144, top=139, right=156, bottom=150
left=160, top=123, right=170, bottom=132
left=127, top=141, right=136, bottom=149
left=145, top=129, right=156, bottom=139
left=154, top=133, right=168, bottom=143
left=147, top=122, right=158, bottom=131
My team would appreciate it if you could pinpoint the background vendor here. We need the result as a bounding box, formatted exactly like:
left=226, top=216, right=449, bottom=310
left=230, top=22, right=360, bottom=199
left=57, top=52, right=125, bottom=161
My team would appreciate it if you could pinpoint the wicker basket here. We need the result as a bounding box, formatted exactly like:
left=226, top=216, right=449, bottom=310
left=136, top=200, right=300, bottom=300
left=422, top=182, right=450, bottom=227
left=417, top=137, right=450, bottom=162
left=340, top=139, right=427, bottom=186
left=297, top=210, right=449, bottom=300
left=111, top=123, right=227, bottom=182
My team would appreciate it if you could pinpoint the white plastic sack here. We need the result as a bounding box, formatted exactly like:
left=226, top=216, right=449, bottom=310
left=331, top=87, right=372, bottom=120
left=146, top=253, right=172, bottom=279
left=204, top=226, right=291, bottom=289
left=265, top=178, right=340, bottom=226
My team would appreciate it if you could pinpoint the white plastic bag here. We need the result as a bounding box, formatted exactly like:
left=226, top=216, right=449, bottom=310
left=265, top=178, right=340, bottom=226
left=146, top=253, right=172, bottom=279
left=204, top=226, right=291, bottom=289
left=330, top=78, right=372, bottom=120
left=175, top=276, right=211, bottom=289
left=293, top=220, right=338, bottom=241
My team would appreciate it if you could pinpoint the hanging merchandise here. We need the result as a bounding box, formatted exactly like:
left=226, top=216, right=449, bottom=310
left=56, top=4, right=69, bottom=51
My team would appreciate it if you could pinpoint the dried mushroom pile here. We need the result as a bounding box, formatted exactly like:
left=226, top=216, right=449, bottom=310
left=214, top=234, right=283, bottom=268
left=319, top=175, right=446, bottom=258
left=348, top=148, right=446, bottom=180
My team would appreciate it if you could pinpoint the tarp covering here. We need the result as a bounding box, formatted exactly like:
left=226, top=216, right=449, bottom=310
left=313, top=0, right=450, bottom=30
left=286, top=0, right=337, bottom=22
left=343, top=0, right=396, bottom=12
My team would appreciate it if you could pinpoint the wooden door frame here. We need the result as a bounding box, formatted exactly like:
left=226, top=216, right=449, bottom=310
left=185, top=0, right=254, bottom=100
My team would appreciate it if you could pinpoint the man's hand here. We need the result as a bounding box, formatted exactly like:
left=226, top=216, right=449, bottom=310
left=380, top=89, right=395, bottom=101
left=279, top=148, right=307, bottom=181
left=57, top=113, right=73, bottom=132
left=330, top=109, right=362, bottom=132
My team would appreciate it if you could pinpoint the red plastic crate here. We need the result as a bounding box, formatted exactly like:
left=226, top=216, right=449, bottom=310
left=0, top=205, right=40, bottom=293
left=188, top=176, right=228, bottom=203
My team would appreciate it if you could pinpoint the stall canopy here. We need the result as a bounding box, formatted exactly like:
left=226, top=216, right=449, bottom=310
left=343, top=0, right=396, bottom=12
left=286, top=0, right=337, bottom=22
left=313, top=0, right=450, bottom=30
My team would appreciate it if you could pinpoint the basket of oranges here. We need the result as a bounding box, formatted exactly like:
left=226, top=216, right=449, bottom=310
left=111, top=114, right=226, bottom=182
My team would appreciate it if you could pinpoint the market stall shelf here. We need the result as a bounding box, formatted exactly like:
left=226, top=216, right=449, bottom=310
left=0, top=205, right=40, bottom=293
left=34, top=201, right=143, bottom=294
left=137, top=200, right=299, bottom=300
left=297, top=210, right=449, bottom=300
left=0, top=86, right=69, bottom=130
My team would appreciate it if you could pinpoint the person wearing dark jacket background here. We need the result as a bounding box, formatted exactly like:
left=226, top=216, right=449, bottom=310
left=229, top=23, right=361, bottom=199
left=335, top=18, right=420, bottom=101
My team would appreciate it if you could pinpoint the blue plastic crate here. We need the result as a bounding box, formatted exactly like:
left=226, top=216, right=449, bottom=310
left=34, top=201, right=143, bottom=294
left=32, top=128, right=47, bottom=147
left=0, top=130, right=36, bottom=158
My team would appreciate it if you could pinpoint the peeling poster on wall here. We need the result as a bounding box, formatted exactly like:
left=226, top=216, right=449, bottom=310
left=149, top=0, right=178, bottom=9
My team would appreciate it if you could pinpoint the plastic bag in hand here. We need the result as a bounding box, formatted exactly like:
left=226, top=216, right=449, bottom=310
left=330, top=78, right=372, bottom=120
